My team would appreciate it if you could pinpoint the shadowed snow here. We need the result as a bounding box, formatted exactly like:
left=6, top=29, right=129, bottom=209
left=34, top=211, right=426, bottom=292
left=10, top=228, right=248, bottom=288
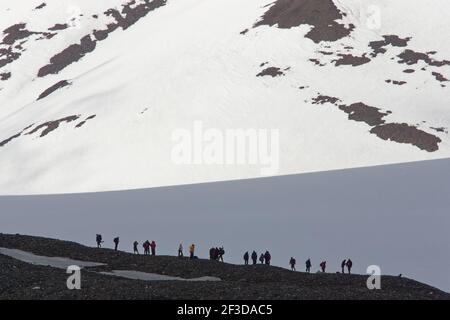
left=101, top=270, right=221, bottom=282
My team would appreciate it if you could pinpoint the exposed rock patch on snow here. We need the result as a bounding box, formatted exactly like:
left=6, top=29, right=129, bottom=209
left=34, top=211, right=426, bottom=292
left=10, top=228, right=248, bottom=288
left=257, top=66, right=286, bottom=77
left=27, top=115, right=81, bottom=137
left=254, top=0, right=354, bottom=43
left=37, top=80, right=71, bottom=100
left=370, top=123, right=441, bottom=152
left=311, top=94, right=441, bottom=152
left=0, top=71, right=11, bottom=80
left=37, top=0, right=167, bottom=78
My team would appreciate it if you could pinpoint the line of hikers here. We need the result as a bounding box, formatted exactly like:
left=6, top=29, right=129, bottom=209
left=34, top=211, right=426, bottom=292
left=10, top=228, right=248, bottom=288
left=243, top=250, right=272, bottom=265
left=244, top=252, right=353, bottom=274
left=209, top=247, right=225, bottom=261
left=97, top=234, right=198, bottom=259
left=178, top=243, right=197, bottom=259
left=97, top=235, right=353, bottom=274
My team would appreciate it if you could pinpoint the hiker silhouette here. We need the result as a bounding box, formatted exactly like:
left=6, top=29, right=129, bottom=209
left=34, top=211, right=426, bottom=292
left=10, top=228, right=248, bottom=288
left=264, top=251, right=271, bottom=265
left=251, top=251, right=258, bottom=265
left=143, top=240, right=150, bottom=255
left=259, top=253, right=265, bottom=264
left=341, top=259, right=346, bottom=273
left=218, top=247, right=225, bottom=262
left=209, top=247, right=217, bottom=260
left=189, top=244, right=195, bottom=259
left=320, top=261, right=326, bottom=273
left=290, top=257, right=296, bottom=271
left=113, top=237, right=119, bottom=251
left=243, top=251, right=249, bottom=265
left=178, top=243, right=183, bottom=257
left=346, top=259, right=353, bottom=274
left=95, top=234, right=103, bottom=248
left=150, top=241, right=156, bottom=256
left=133, top=241, right=139, bottom=254
left=305, top=258, right=312, bottom=273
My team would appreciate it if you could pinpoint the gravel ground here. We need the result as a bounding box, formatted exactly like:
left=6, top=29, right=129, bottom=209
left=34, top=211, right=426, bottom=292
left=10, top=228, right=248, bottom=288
left=1, top=233, right=449, bottom=300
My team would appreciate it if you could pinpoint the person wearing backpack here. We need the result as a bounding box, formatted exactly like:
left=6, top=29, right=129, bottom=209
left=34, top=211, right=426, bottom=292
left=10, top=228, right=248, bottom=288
left=259, top=253, right=265, bottom=264
left=96, top=234, right=103, bottom=248
left=305, top=258, right=312, bottom=273
left=218, top=247, right=225, bottom=262
left=143, top=240, right=150, bottom=255
left=290, top=257, right=296, bottom=271
left=320, top=261, right=326, bottom=272
left=150, top=241, right=156, bottom=256
left=243, top=251, right=249, bottom=265
left=264, top=251, right=271, bottom=265
left=251, top=251, right=258, bottom=265
left=346, top=259, right=353, bottom=274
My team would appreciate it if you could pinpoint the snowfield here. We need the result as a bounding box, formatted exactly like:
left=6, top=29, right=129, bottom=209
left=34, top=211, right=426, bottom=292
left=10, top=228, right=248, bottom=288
left=0, top=0, right=450, bottom=194
left=0, top=247, right=221, bottom=281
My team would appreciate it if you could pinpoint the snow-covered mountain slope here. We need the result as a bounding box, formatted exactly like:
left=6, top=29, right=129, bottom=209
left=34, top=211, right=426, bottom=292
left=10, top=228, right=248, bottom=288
left=1, top=0, right=449, bottom=194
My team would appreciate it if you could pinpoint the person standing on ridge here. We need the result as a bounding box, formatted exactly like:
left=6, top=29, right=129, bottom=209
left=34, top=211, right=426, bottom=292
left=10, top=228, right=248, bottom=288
left=214, top=247, right=219, bottom=260
left=259, top=253, right=265, bottom=264
left=178, top=243, right=183, bottom=257
left=218, top=247, right=225, bottom=262
left=305, top=258, right=312, bottom=273
left=341, top=259, right=347, bottom=273
left=290, top=257, right=296, bottom=271
left=243, top=251, right=249, bottom=265
left=150, top=241, right=156, bottom=256
left=143, top=240, right=150, bottom=255
left=346, top=259, right=353, bottom=274
left=251, top=251, right=258, bottom=265
left=264, top=251, right=271, bottom=265
left=133, top=241, right=139, bottom=254
left=189, top=244, right=195, bottom=259
left=320, top=261, right=326, bottom=273
left=96, top=234, right=103, bottom=248
left=113, top=237, right=120, bottom=251
left=209, top=247, right=216, bottom=260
